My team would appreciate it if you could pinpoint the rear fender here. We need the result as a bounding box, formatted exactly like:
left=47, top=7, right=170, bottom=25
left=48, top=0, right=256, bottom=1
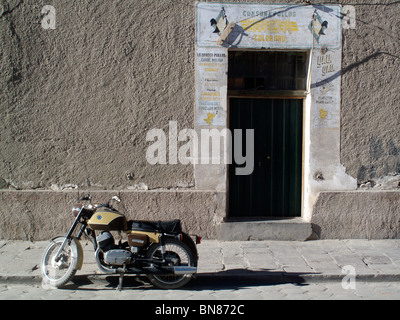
left=181, top=233, right=198, bottom=266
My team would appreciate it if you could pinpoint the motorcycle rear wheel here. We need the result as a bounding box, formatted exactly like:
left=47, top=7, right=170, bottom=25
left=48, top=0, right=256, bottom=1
left=146, top=239, right=195, bottom=289
left=41, top=237, right=80, bottom=288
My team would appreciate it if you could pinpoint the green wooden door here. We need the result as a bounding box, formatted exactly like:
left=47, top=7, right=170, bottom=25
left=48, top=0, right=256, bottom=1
left=229, top=98, right=303, bottom=218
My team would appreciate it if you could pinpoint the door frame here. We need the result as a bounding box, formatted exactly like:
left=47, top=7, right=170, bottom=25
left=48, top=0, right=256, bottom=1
left=226, top=49, right=309, bottom=220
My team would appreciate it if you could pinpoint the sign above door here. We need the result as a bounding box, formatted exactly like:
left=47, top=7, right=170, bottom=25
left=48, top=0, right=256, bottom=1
left=196, top=2, right=341, bottom=49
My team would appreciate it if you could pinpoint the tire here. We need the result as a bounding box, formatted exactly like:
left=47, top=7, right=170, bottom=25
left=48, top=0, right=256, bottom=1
left=146, top=239, right=196, bottom=289
left=41, top=237, right=80, bottom=288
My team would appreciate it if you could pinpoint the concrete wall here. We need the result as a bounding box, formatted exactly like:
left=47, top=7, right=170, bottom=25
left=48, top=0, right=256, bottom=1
left=0, top=190, right=223, bottom=240
left=1, top=0, right=399, bottom=240
left=312, top=191, right=400, bottom=239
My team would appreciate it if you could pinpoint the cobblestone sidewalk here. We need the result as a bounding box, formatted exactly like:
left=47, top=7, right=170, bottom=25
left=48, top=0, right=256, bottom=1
left=0, top=239, right=400, bottom=284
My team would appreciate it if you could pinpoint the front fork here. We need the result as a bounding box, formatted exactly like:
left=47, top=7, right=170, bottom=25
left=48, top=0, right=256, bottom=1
left=54, top=207, right=88, bottom=262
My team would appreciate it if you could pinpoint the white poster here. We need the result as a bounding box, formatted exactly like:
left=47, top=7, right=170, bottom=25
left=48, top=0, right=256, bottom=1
left=196, top=2, right=341, bottom=49
left=195, top=48, right=227, bottom=126
left=311, top=48, right=341, bottom=128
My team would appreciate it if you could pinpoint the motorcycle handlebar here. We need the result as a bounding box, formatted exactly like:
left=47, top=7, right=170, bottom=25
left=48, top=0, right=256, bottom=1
left=78, top=195, right=121, bottom=210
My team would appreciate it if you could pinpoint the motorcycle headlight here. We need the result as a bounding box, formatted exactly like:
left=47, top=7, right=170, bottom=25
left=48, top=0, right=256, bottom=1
left=72, top=204, right=83, bottom=217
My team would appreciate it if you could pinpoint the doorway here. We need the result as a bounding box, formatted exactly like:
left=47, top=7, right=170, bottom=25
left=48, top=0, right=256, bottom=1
left=229, top=98, right=303, bottom=218
left=228, top=50, right=307, bottom=219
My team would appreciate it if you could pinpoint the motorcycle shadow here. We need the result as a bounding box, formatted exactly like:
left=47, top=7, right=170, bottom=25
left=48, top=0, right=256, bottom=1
left=61, top=274, right=154, bottom=291
left=61, top=269, right=312, bottom=291
left=187, top=269, right=311, bottom=290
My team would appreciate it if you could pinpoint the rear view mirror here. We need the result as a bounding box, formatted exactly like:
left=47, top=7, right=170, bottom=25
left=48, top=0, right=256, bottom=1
left=112, top=196, right=121, bottom=202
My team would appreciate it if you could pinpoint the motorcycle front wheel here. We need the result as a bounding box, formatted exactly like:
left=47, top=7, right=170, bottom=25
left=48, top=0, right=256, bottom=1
left=41, top=237, right=80, bottom=288
left=146, top=239, right=196, bottom=289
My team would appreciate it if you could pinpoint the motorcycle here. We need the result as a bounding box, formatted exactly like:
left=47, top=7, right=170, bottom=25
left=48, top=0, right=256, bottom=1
left=40, top=193, right=201, bottom=290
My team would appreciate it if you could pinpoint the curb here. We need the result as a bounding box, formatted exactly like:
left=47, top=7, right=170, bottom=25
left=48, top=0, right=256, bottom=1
left=0, top=275, right=42, bottom=285
left=1, top=272, right=399, bottom=286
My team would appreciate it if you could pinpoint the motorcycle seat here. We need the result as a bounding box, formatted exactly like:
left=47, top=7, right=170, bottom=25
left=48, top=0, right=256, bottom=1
left=128, top=219, right=182, bottom=234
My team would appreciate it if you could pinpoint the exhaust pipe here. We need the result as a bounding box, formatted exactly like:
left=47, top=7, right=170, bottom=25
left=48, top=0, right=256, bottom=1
left=173, top=266, right=197, bottom=275
left=95, top=248, right=117, bottom=274
left=164, top=266, right=197, bottom=275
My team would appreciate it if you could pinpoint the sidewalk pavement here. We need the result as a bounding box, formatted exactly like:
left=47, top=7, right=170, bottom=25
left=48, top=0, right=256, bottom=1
left=0, top=239, right=400, bottom=285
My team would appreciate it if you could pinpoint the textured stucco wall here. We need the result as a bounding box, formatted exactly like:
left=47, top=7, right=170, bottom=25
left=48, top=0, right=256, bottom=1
left=341, top=1, right=400, bottom=183
left=1, top=1, right=399, bottom=190
left=1, top=0, right=196, bottom=190
left=1, top=0, right=400, bottom=240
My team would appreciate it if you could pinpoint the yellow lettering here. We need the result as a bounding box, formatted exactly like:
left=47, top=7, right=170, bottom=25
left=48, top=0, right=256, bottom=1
left=239, top=19, right=298, bottom=34
left=254, top=34, right=286, bottom=42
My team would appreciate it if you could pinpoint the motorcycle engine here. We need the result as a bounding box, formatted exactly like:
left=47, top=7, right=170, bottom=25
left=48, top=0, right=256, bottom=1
left=97, top=232, right=115, bottom=252
left=97, top=232, right=132, bottom=266
left=104, top=250, right=132, bottom=266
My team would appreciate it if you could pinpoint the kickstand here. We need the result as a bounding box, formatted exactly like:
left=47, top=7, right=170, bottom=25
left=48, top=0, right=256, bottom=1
left=117, top=265, right=126, bottom=291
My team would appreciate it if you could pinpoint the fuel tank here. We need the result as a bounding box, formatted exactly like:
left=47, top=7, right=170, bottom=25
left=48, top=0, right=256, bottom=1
left=88, top=208, right=127, bottom=231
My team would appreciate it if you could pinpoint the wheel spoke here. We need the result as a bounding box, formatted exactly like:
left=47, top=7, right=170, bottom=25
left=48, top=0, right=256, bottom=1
left=41, top=237, right=79, bottom=288
left=150, top=242, right=192, bottom=285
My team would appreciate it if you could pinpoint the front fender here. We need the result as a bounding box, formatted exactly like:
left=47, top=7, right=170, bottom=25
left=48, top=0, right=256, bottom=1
left=74, top=238, right=84, bottom=271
